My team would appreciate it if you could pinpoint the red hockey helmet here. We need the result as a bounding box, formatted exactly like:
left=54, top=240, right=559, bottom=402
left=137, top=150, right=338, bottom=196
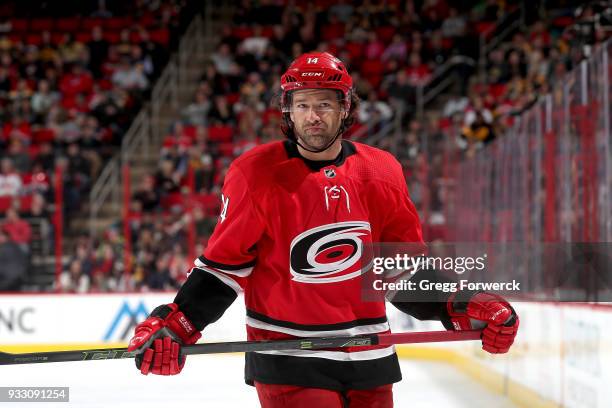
left=280, top=52, right=353, bottom=112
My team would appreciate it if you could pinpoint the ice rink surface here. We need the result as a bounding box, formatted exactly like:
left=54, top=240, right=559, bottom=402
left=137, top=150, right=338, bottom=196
left=0, top=353, right=516, bottom=407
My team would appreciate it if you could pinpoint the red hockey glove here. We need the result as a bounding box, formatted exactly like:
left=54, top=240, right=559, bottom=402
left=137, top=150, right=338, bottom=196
left=127, top=303, right=201, bottom=375
left=447, top=292, right=519, bottom=354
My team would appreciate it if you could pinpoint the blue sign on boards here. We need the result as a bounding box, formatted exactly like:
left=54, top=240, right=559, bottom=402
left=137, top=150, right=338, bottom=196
left=103, top=301, right=149, bottom=341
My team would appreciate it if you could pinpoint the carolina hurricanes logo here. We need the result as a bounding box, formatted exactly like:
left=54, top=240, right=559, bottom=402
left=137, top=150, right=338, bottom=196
left=290, top=221, right=371, bottom=283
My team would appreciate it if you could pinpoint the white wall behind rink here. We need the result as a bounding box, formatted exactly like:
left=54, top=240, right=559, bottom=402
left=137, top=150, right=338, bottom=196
left=1, top=294, right=612, bottom=406
left=0, top=293, right=247, bottom=344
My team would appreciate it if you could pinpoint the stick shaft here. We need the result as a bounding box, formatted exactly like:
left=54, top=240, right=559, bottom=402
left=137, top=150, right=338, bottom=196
left=0, top=330, right=481, bottom=365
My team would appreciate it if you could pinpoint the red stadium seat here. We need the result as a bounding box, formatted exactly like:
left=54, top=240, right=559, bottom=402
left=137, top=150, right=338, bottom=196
left=76, top=31, right=93, bottom=43
left=31, top=128, right=56, bottom=144
left=139, top=13, right=156, bottom=27
left=208, top=126, right=233, bottom=143
left=344, top=42, right=363, bottom=61
left=475, top=22, right=495, bottom=35
left=361, top=59, right=385, bottom=77
left=232, top=27, right=254, bottom=40
left=218, top=142, right=235, bottom=157
left=51, top=32, right=65, bottom=45
left=56, top=18, right=81, bottom=32
left=193, top=193, right=220, bottom=214
left=261, top=26, right=275, bottom=38
left=103, top=32, right=121, bottom=44
left=225, top=93, right=240, bottom=105
left=321, top=23, right=345, bottom=41
left=160, top=192, right=185, bottom=210
left=18, top=195, right=33, bottom=212
left=149, top=29, right=169, bottom=46
left=27, top=144, right=41, bottom=158
left=30, top=18, right=54, bottom=31
left=82, top=18, right=105, bottom=31
left=25, top=34, right=43, bottom=46
left=0, top=196, right=13, bottom=212
left=104, top=17, right=132, bottom=30
left=183, top=125, right=197, bottom=140
left=10, top=19, right=28, bottom=32
left=375, top=26, right=396, bottom=44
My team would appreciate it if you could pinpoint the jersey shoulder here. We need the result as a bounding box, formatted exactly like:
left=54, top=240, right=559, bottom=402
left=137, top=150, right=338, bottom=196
left=349, top=141, right=405, bottom=186
left=229, top=141, right=293, bottom=191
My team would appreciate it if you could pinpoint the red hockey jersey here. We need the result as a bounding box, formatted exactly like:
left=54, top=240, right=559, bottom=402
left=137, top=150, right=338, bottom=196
left=176, top=139, right=425, bottom=390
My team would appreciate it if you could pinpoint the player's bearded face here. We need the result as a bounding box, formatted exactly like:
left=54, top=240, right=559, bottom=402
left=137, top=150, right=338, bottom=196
left=289, top=89, right=346, bottom=151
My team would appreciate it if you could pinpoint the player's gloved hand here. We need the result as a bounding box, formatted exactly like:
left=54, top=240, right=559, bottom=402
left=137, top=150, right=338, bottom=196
left=127, top=303, right=201, bottom=375
left=447, top=292, right=519, bottom=354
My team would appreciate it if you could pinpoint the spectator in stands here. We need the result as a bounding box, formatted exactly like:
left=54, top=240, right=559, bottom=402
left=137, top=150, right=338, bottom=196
left=382, top=69, right=416, bottom=117
left=460, top=97, right=496, bottom=152
left=156, top=159, right=181, bottom=196
left=3, top=207, right=32, bottom=253
left=111, top=58, right=149, bottom=91
left=208, top=95, right=234, bottom=125
left=31, top=79, right=60, bottom=124
left=441, top=7, right=466, bottom=39
left=329, top=0, right=354, bottom=23
left=211, top=43, right=236, bottom=76
left=0, top=158, right=22, bottom=197
left=358, top=90, right=393, bottom=124
left=146, top=252, right=175, bottom=290
left=133, top=175, right=161, bottom=213
left=182, top=90, right=211, bottom=126
left=79, top=116, right=104, bottom=176
left=60, top=63, right=93, bottom=97
left=405, top=52, right=432, bottom=86
left=87, top=26, right=109, bottom=79
left=0, top=228, right=27, bottom=291
left=6, top=138, right=30, bottom=174
left=59, top=258, right=90, bottom=293
left=426, top=30, right=449, bottom=67
left=241, top=25, right=270, bottom=59
left=382, top=34, right=408, bottom=62
left=28, top=193, right=49, bottom=219
left=34, top=142, right=55, bottom=174
left=364, top=32, right=385, bottom=60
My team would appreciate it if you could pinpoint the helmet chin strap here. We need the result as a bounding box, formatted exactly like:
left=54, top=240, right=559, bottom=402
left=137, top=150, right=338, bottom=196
left=293, top=126, right=343, bottom=153
left=290, top=112, right=348, bottom=154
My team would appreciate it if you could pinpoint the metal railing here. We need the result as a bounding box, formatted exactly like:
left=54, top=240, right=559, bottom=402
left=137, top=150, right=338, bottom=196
left=89, top=13, right=208, bottom=234
left=478, top=6, right=524, bottom=79
left=415, top=55, right=476, bottom=118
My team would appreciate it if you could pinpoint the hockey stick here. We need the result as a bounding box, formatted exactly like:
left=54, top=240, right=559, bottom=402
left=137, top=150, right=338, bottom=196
left=0, top=329, right=481, bottom=365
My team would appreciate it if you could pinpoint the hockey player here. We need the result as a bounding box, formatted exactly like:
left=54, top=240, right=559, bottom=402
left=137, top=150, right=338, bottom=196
left=128, top=52, right=519, bottom=407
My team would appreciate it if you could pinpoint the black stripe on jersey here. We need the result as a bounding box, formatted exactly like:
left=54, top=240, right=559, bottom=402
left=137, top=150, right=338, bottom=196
left=283, top=139, right=357, bottom=171
left=389, top=268, right=475, bottom=330
left=174, top=267, right=238, bottom=330
left=198, top=255, right=256, bottom=271
left=245, top=352, right=402, bottom=391
left=247, top=309, right=388, bottom=332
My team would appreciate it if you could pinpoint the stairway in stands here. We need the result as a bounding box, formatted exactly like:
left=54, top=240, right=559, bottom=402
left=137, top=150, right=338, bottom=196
left=25, top=4, right=234, bottom=291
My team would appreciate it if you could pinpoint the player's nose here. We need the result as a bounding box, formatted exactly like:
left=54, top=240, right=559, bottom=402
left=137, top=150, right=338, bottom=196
left=304, top=107, right=322, bottom=122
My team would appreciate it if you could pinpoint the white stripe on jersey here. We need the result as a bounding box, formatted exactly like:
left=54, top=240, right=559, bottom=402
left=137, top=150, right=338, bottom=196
left=255, top=346, right=396, bottom=361
left=246, top=316, right=390, bottom=337
left=191, top=267, right=243, bottom=294
left=194, top=258, right=254, bottom=277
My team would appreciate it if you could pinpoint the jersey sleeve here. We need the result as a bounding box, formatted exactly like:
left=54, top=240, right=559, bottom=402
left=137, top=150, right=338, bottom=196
left=380, top=158, right=424, bottom=245
left=174, top=163, right=265, bottom=330
left=379, top=157, right=452, bottom=324
left=197, top=162, right=265, bottom=289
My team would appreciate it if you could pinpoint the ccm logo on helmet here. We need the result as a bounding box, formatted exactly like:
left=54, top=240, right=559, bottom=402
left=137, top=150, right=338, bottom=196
left=290, top=221, right=371, bottom=284
left=301, top=72, right=324, bottom=77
